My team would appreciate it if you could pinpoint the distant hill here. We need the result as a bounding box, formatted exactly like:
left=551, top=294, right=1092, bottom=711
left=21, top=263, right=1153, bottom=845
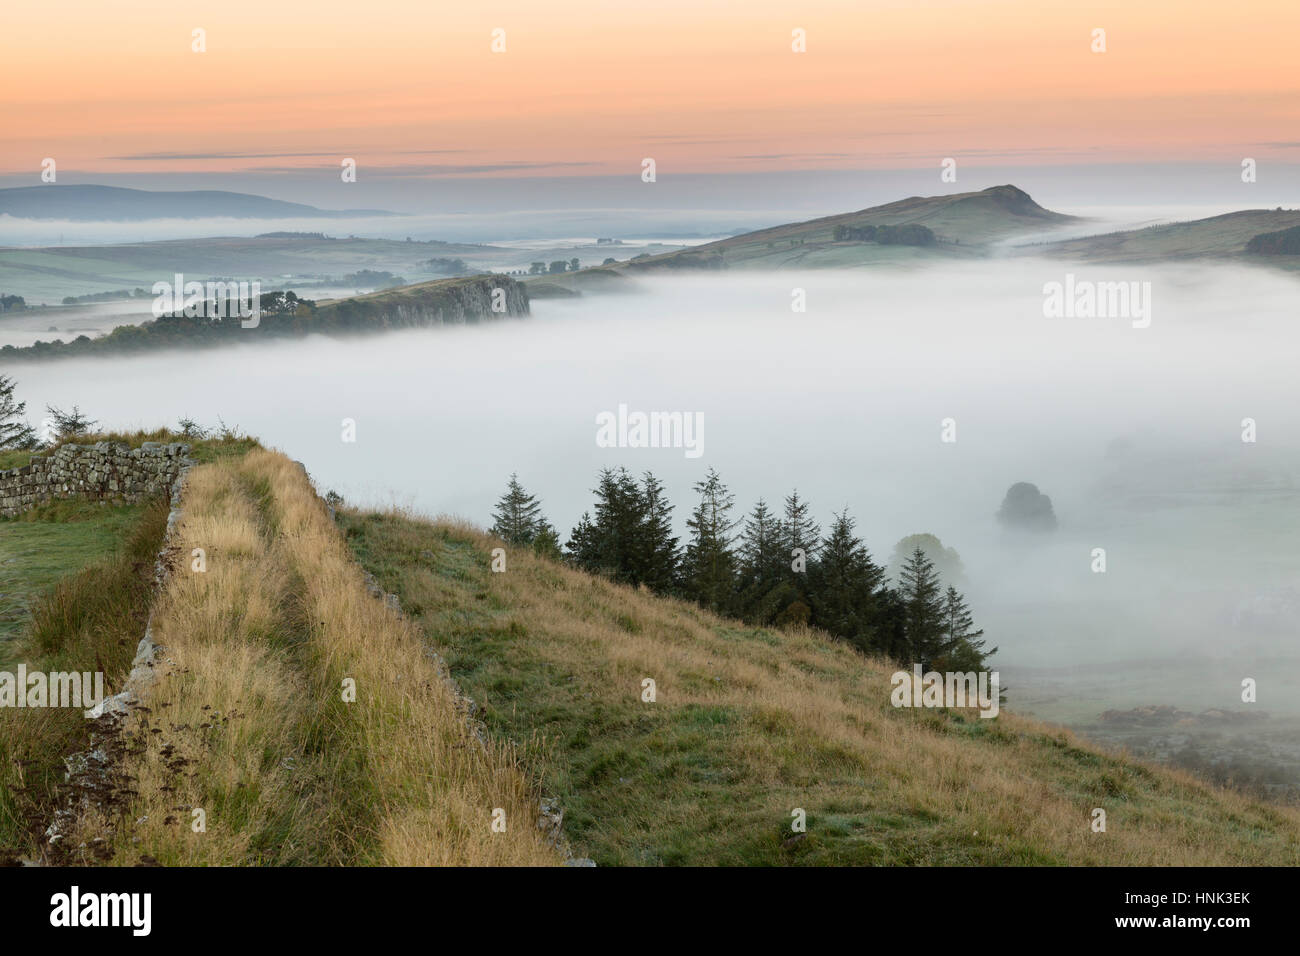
left=0, top=184, right=396, bottom=221
left=538, top=185, right=1078, bottom=282
left=1035, top=208, right=1300, bottom=265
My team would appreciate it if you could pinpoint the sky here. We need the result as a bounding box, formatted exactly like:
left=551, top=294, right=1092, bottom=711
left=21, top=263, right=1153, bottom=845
left=4, top=0, right=1299, bottom=185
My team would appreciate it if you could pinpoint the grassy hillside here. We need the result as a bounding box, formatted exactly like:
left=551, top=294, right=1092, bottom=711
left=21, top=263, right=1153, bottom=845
left=341, top=510, right=1300, bottom=866
left=551, top=185, right=1079, bottom=280
left=7, top=438, right=1299, bottom=866
left=1035, top=208, right=1300, bottom=266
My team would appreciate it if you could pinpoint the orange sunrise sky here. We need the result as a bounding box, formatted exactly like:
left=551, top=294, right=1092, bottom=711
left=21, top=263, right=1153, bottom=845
left=2, top=0, right=1298, bottom=178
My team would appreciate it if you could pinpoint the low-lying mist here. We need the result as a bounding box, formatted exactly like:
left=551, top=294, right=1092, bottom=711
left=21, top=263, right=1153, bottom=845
left=10, top=260, right=1300, bottom=739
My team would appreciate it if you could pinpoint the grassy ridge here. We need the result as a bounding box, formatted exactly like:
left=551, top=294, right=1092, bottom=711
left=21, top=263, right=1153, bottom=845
left=341, top=511, right=1300, bottom=866
left=55, top=448, right=560, bottom=865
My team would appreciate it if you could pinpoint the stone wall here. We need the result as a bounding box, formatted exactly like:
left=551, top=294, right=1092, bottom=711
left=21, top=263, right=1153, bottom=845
left=0, top=441, right=191, bottom=518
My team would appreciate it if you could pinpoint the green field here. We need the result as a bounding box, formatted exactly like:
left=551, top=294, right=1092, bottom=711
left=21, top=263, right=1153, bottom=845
left=0, top=235, right=687, bottom=306
left=0, top=501, right=147, bottom=663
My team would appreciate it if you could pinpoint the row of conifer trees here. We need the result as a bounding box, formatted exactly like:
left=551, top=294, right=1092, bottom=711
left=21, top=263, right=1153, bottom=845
left=490, top=468, right=994, bottom=672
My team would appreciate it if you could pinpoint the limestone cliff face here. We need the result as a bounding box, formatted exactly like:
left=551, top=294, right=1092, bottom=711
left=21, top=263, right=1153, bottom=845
left=0, top=441, right=190, bottom=517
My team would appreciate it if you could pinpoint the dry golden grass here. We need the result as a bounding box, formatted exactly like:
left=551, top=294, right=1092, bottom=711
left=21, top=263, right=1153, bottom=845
left=342, top=511, right=1300, bottom=866
left=77, top=449, right=560, bottom=866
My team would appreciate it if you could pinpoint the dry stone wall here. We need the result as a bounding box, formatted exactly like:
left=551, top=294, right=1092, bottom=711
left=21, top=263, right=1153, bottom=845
left=0, top=441, right=191, bottom=518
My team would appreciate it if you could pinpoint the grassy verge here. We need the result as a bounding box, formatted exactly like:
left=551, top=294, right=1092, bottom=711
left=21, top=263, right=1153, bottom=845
left=341, top=510, right=1300, bottom=866
left=0, top=497, right=169, bottom=858
left=59, top=448, right=559, bottom=866
left=0, top=500, right=150, bottom=661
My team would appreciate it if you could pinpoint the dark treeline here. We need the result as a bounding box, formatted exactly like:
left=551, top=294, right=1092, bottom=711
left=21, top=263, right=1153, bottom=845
left=0, top=275, right=524, bottom=363
left=491, top=468, right=995, bottom=673
left=832, top=223, right=936, bottom=246
left=1246, top=224, right=1300, bottom=255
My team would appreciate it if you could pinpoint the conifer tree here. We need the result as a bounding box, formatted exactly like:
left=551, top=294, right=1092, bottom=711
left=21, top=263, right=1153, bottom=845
left=768, top=489, right=821, bottom=623
left=779, top=490, right=822, bottom=566
left=0, top=375, right=38, bottom=450
left=934, top=585, right=996, bottom=671
left=45, top=404, right=97, bottom=441
left=490, top=473, right=544, bottom=545
left=898, top=546, right=946, bottom=667
left=632, top=472, right=679, bottom=593
left=809, top=509, right=883, bottom=650
left=567, top=468, right=638, bottom=580
left=566, top=468, right=677, bottom=592
left=736, top=498, right=785, bottom=620
left=871, top=586, right=912, bottom=663
left=531, top=519, right=562, bottom=560
left=682, top=468, right=739, bottom=612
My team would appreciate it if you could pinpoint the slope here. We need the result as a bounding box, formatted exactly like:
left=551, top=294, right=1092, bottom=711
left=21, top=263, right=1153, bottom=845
left=1034, top=208, right=1300, bottom=267
left=550, top=185, right=1080, bottom=280
left=341, top=510, right=1300, bottom=866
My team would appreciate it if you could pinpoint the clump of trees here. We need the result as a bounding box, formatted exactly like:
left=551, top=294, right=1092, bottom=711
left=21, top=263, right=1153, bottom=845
left=423, top=258, right=470, bottom=276
left=832, top=223, right=936, bottom=246
left=0, top=376, right=103, bottom=450
left=529, top=259, right=581, bottom=275
left=62, top=288, right=151, bottom=305
left=490, top=474, right=561, bottom=558
left=45, top=404, right=98, bottom=441
left=996, top=482, right=1057, bottom=532
left=489, top=469, right=994, bottom=672
left=342, top=270, right=405, bottom=289
left=1246, top=225, right=1300, bottom=255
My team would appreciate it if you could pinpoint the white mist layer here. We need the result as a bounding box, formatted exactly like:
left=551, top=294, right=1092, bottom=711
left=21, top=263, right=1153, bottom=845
left=9, top=261, right=1300, bottom=715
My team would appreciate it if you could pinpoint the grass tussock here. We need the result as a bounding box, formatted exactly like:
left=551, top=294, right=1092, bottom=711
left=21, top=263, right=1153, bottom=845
left=341, top=511, right=1300, bottom=866
left=69, top=448, right=560, bottom=866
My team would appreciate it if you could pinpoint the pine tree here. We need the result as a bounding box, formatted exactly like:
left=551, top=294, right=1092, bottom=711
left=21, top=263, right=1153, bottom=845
left=779, top=490, right=822, bottom=567
left=736, top=498, right=786, bottom=620
left=808, top=509, right=883, bottom=650
left=45, top=404, right=97, bottom=441
left=632, top=472, right=679, bottom=593
left=566, top=511, right=599, bottom=569
left=871, top=586, right=912, bottom=663
left=769, top=489, right=821, bottom=623
left=565, top=468, right=677, bottom=592
left=0, top=375, right=38, bottom=450
left=682, top=468, right=739, bottom=612
left=567, top=468, right=637, bottom=580
left=531, top=519, right=562, bottom=560
left=934, top=585, right=995, bottom=671
left=898, top=546, right=945, bottom=667
left=490, top=473, right=544, bottom=545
